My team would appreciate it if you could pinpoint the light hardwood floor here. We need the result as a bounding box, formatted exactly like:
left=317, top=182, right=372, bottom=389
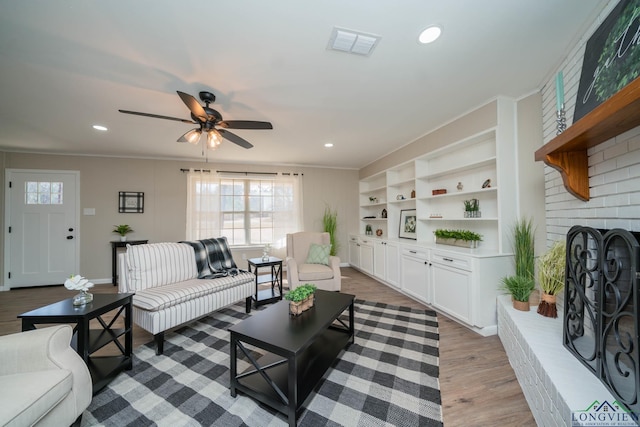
left=0, top=267, right=536, bottom=426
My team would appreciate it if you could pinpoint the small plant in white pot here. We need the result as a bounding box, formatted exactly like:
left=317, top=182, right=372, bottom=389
left=113, top=224, right=133, bottom=241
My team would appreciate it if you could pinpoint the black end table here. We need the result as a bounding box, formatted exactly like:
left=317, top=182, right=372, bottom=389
left=111, top=239, right=148, bottom=286
left=18, top=293, right=134, bottom=395
left=247, top=256, right=283, bottom=307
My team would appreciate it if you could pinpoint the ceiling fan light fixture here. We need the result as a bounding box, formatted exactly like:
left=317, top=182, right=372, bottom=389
left=184, top=129, right=202, bottom=144
left=207, top=130, right=222, bottom=149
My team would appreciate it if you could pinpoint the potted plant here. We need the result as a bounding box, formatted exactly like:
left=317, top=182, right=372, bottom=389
left=501, top=275, right=535, bottom=311
left=323, top=205, right=339, bottom=256
left=434, top=228, right=482, bottom=248
left=113, top=224, right=133, bottom=241
left=500, top=218, right=535, bottom=311
left=463, top=199, right=480, bottom=218
left=537, top=240, right=566, bottom=318
left=285, top=284, right=317, bottom=316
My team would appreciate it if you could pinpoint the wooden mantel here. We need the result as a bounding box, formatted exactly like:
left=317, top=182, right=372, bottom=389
left=534, top=76, right=640, bottom=201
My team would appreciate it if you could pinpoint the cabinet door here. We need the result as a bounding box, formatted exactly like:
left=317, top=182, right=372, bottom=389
left=432, top=262, right=472, bottom=324
left=359, top=240, right=374, bottom=275
left=401, top=254, right=430, bottom=303
left=373, top=241, right=386, bottom=280
left=348, top=239, right=360, bottom=268
left=385, top=242, right=400, bottom=288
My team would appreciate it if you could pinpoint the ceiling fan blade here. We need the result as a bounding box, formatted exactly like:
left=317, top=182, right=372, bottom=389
left=119, top=110, right=195, bottom=124
left=176, top=91, right=208, bottom=121
left=218, top=129, right=253, bottom=149
left=218, top=120, right=273, bottom=130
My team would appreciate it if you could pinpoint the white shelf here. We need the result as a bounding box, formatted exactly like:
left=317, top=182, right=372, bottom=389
left=388, top=198, right=416, bottom=205
left=360, top=202, right=386, bottom=208
left=387, top=177, right=415, bottom=188
left=419, top=187, right=497, bottom=200
left=360, top=186, right=386, bottom=195
left=417, top=157, right=496, bottom=181
left=420, top=217, right=499, bottom=221
left=361, top=218, right=387, bottom=221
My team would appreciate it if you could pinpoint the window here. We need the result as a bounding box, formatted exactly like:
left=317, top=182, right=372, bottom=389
left=25, top=181, right=63, bottom=205
left=186, top=171, right=303, bottom=247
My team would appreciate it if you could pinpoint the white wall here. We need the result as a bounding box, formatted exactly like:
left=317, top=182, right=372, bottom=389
left=540, top=0, right=640, bottom=245
left=1, top=153, right=358, bottom=284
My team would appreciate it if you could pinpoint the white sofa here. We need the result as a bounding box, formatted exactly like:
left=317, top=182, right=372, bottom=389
left=286, top=232, right=341, bottom=292
left=0, top=325, right=92, bottom=427
left=118, top=241, right=255, bottom=354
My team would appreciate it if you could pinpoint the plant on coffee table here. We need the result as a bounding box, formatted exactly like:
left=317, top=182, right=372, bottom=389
left=285, top=284, right=317, bottom=315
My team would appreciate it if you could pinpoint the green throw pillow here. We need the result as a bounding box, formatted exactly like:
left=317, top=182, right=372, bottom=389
left=306, top=243, right=331, bottom=265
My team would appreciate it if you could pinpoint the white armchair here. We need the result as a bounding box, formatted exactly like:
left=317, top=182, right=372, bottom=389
left=286, top=232, right=341, bottom=291
left=0, top=325, right=92, bottom=427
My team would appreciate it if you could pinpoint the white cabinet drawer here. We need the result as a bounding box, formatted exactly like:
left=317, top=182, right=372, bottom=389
left=401, top=246, right=428, bottom=260
left=431, top=251, right=471, bottom=271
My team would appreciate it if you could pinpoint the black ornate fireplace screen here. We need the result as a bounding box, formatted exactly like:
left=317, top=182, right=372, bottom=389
left=564, top=226, right=640, bottom=413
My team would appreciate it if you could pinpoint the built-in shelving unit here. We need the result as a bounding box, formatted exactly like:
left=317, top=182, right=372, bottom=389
left=534, top=76, right=640, bottom=201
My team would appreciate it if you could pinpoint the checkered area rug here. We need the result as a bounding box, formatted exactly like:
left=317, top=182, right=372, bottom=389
left=83, top=299, right=442, bottom=426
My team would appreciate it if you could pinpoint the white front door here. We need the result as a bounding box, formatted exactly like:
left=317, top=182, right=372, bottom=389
left=4, top=170, right=79, bottom=288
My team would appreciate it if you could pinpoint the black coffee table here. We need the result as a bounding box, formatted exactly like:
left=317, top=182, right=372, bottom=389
left=229, top=290, right=355, bottom=427
left=18, top=293, right=134, bottom=394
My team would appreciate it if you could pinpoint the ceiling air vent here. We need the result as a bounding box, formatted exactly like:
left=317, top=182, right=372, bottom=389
left=327, top=27, right=380, bottom=57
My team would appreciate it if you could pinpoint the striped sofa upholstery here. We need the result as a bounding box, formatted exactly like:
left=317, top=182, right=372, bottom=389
left=118, top=242, right=254, bottom=354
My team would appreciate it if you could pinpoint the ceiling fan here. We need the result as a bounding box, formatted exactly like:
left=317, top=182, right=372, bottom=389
left=119, top=90, right=272, bottom=150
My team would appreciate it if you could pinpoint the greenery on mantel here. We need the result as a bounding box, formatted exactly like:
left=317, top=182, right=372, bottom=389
left=433, top=228, right=482, bottom=242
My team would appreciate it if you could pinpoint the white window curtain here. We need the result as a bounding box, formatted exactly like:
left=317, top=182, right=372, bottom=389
left=186, top=170, right=303, bottom=250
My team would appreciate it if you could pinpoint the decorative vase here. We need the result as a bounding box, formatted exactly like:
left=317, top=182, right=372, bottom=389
left=435, top=237, right=478, bottom=249
left=73, top=289, right=93, bottom=306
left=120, top=235, right=127, bottom=242
left=512, top=299, right=530, bottom=312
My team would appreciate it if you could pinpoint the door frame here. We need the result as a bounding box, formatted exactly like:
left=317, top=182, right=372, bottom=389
left=3, top=169, right=81, bottom=291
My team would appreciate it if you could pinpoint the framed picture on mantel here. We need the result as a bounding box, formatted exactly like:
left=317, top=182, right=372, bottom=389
left=399, top=209, right=417, bottom=240
left=574, top=0, right=640, bottom=122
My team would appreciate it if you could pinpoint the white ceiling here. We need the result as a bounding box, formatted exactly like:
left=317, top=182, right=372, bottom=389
left=0, top=0, right=607, bottom=169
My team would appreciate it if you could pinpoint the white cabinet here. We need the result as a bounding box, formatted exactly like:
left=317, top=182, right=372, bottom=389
left=400, top=245, right=430, bottom=303
left=372, top=239, right=400, bottom=288
left=373, top=240, right=386, bottom=280
left=359, top=237, right=374, bottom=275
left=348, top=235, right=360, bottom=268
left=431, top=251, right=472, bottom=325
left=385, top=241, right=400, bottom=288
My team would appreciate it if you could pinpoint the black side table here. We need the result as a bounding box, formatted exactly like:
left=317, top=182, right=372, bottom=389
left=247, top=256, right=283, bottom=307
left=18, top=293, right=134, bottom=395
left=111, top=239, right=148, bottom=286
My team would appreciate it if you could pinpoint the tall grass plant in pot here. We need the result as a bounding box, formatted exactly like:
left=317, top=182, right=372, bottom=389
left=323, top=206, right=339, bottom=256
left=537, top=240, right=566, bottom=318
left=501, top=218, right=536, bottom=311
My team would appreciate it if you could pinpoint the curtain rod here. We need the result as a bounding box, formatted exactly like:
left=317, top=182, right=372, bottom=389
left=180, top=169, right=302, bottom=176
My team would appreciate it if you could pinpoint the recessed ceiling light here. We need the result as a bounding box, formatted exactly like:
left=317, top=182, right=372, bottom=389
left=92, top=125, right=108, bottom=131
left=418, top=25, right=442, bottom=44
left=324, top=143, right=334, bottom=148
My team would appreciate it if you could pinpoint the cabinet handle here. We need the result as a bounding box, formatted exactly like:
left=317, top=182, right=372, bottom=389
left=409, top=250, right=417, bottom=254
left=443, top=257, right=454, bottom=262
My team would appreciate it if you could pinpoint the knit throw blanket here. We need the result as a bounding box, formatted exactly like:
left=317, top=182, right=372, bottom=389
left=180, top=237, right=243, bottom=279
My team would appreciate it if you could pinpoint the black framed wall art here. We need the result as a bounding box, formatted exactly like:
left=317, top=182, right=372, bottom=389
left=119, top=192, right=144, bottom=213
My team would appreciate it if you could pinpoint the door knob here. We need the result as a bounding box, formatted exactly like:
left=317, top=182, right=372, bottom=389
left=68, top=228, right=74, bottom=232
left=66, top=235, right=73, bottom=240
